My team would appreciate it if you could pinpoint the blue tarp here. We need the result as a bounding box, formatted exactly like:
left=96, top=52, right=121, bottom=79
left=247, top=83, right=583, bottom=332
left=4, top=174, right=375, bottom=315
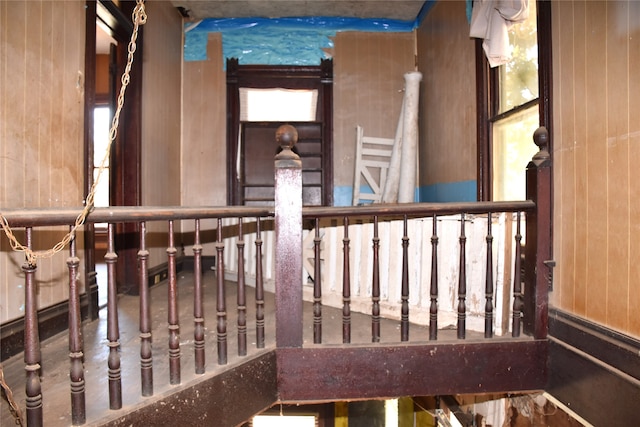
left=184, top=16, right=416, bottom=64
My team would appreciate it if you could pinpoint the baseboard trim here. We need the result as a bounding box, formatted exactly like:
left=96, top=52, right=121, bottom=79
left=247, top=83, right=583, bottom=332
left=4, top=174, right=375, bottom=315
left=180, top=255, right=216, bottom=273
left=547, top=308, right=640, bottom=426
left=0, top=282, right=99, bottom=362
left=0, top=259, right=183, bottom=362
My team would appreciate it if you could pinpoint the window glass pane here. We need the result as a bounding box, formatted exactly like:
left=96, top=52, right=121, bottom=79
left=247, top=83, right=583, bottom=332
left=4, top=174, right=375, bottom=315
left=94, top=106, right=111, bottom=167
left=92, top=168, right=110, bottom=208
left=498, top=0, right=538, bottom=113
left=240, top=88, right=318, bottom=121
left=492, top=107, right=539, bottom=201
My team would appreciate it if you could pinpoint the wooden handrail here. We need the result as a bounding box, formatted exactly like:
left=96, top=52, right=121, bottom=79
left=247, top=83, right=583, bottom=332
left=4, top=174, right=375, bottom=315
left=0, top=206, right=274, bottom=227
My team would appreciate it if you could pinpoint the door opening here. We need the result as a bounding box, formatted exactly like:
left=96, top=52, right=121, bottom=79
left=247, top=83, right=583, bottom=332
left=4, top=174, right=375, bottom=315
left=226, top=59, right=334, bottom=206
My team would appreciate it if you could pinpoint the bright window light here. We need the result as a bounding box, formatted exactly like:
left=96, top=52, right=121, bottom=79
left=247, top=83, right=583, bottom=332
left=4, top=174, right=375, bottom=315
left=252, top=415, right=316, bottom=427
left=240, top=88, right=317, bottom=122
left=385, top=399, right=399, bottom=426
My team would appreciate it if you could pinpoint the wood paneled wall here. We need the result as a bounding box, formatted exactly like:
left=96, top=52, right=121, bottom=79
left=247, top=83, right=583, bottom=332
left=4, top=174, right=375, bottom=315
left=551, top=0, right=640, bottom=338
left=181, top=33, right=227, bottom=208
left=0, top=1, right=86, bottom=323
left=332, top=31, right=415, bottom=187
left=180, top=33, right=226, bottom=249
left=140, top=1, right=183, bottom=267
left=416, top=0, right=477, bottom=186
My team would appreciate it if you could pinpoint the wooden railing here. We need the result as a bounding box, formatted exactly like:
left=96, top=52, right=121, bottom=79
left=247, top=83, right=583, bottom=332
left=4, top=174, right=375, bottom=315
left=273, top=124, right=551, bottom=348
left=1, top=126, right=552, bottom=426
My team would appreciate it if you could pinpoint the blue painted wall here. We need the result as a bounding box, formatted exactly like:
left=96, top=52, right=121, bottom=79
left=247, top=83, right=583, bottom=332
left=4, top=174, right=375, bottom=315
left=418, top=180, right=477, bottom=202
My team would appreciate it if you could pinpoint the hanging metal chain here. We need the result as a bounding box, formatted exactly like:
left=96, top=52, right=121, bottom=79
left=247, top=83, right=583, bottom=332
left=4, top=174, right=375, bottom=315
left=0, top=0, right=147, bottom=268
left=0, top=364, right=24, bottom=426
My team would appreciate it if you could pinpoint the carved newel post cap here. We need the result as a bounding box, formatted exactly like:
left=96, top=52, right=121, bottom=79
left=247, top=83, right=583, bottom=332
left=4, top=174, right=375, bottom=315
left=276, top=124, right=298, bottom=151
left=532, top=126, right=550, bottom=165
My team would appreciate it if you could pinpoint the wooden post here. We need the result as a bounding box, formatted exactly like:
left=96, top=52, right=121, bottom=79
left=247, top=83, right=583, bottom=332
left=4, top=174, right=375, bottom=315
left=274, top=124, right=303, bottom=348
left=524, top=127, right=553, bottom=339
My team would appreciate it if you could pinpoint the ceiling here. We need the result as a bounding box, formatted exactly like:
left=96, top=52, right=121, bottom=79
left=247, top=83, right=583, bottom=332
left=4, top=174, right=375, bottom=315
left=170, top=0, right=428, bottom=22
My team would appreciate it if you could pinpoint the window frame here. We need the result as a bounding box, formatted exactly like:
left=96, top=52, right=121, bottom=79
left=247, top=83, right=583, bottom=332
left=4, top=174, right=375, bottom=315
left=476, top=0, right=553, bottom=202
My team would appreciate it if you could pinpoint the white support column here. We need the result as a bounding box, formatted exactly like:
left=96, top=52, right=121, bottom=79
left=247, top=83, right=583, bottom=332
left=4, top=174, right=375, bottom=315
left=398, top=71, right=422, bottom=203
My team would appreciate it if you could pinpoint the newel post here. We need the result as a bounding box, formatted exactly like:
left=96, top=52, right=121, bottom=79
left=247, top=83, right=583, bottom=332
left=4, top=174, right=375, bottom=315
left=524, top=126, right=553, bottom=339
left=274, top=124, right=303, bottom=348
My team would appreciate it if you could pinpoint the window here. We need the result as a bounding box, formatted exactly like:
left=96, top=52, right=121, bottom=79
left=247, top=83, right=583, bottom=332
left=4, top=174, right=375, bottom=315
left=491, top=0, right=539, bottom=201
left=93, top=106, right=111, bottom=214
left=240, top=88, right=318, bottom=122
left=477, top=1, right=551, bottom=202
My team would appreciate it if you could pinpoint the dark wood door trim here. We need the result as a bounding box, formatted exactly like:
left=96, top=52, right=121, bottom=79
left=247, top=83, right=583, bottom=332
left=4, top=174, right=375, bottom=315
left=88, top=0, right=143, bottom=295
left=226, top=59, right=333, bottom=206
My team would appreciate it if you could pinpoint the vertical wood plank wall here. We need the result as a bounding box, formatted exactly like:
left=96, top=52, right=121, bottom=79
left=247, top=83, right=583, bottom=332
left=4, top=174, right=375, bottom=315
left=181, top=33, right=226, bottom=251
left=0, top=1, right=86, bottom=323
left=140, top=1, right=183, bottom=267
left=551, top=0, right=640, bottom=338
left=416, top=1, right=477, bottom=189
left=332, top=32, right=415, bottom=189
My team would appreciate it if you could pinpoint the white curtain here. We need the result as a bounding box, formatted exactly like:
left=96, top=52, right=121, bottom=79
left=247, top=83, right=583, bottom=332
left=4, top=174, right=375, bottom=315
left=469, top=0, right=529, bottom=67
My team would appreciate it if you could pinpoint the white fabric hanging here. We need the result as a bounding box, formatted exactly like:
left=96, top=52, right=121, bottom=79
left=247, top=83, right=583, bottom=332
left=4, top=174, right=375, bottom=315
left=469, top=0, right=529, bottom=67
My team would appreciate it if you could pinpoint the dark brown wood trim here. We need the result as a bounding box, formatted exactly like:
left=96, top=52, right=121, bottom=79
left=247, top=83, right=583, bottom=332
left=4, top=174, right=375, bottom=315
left=548, top=309, right=640, bottom=426
left=84, top=0, right=99, bottom=323
left=226, top=59, right=333, bottom=206
left=0, top=282, right=98, bottom=361
left=536, top=0, right=554, bottom=258
left=277, top=340, right=547, bottom=401
left=226, top=58, right=241, bottom=205
left=320, top=59, right=334, bottom=206
left=475, top=39, right=490, bottom=202
left=537, top=0, right=553, bottom=140
left=147, top=256, right=185, bottom=289
left=549, top=308, right=640, bottom=381
left=108, top=1, right=143, bottom=294
left=180, top=255, right=217, bottom=274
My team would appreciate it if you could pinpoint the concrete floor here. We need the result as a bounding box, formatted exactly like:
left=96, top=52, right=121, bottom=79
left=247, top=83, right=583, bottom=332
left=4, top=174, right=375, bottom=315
left=1, top=270, right=438, bottom=426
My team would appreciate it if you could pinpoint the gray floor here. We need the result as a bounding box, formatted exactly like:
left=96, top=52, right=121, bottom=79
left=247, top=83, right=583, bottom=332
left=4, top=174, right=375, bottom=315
left=0, top=270, right=443, bottom=426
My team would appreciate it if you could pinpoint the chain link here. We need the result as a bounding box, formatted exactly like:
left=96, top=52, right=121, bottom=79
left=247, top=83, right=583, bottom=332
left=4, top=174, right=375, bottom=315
left=0, top=0, right=147, bottom=268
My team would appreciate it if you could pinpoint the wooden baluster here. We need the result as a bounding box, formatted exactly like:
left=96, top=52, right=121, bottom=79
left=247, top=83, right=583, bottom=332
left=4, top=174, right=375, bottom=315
left=401, top=215, right=410, bottom=341
left=371, top=215, right=380, bottom=342
left=255, top=218, right=265, bottom=349
left=167, top=220, right=181, bottom=384
left=342, top=217, right=351, bottom=343
left=216, top=218, right=228, bottom=364
left=193, top=219, right=205, bottom=374
left=429, top=215, right=439, bottom=340
left=512, top=212, right=523, bottom=337
left=485, top=213, right=494, bottom=338
left=457, top=214, right=467, bottom=339
left=372, top=216, right=381, bottom=343
left=105, top=223, right=122, bottom=409
left=23, top=228, right=43, bottom=426
left=313, top=218, right=323, bottom=344
left=237, top=218, right=247, bottom=356
left=138, top=221, right=153, bottom=396
left=67, top=228, right=86, bottom=424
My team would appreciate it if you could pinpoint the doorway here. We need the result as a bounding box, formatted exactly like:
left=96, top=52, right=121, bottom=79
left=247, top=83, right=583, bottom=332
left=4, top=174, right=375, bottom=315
left=85, top=0, right=143, bottom=304
left=226, top=59, right=334, bottom=206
